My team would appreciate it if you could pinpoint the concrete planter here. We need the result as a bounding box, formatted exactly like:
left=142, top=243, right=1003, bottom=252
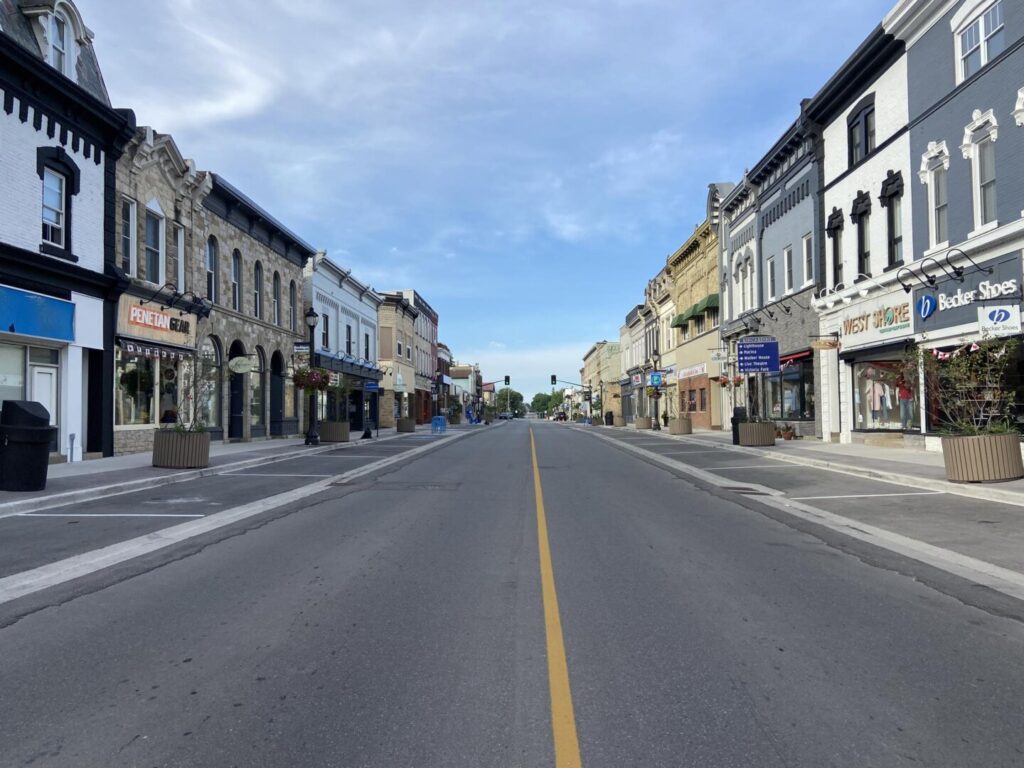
left=613, top=416, right=627, bottom=427
left=635, top=416, right=653, bottom=430
left=738, top=422, right=776, bottom=447
left=397, top=418, right=416, bottom=433
left=941, top=433, right=1024, bottom=483
left=669, top=417, right=692, bottom=435
left=152, top=430, right=211, bottom=469
left=320, top=421, right=350, bottom=443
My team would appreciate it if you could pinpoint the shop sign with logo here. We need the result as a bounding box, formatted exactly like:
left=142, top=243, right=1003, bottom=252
left=631, top=373, right=643, bottom=386
left=678, top=363, right=708, bottom=380
left=838, top=295, right=913, bottom=350
left=912, top=254, right=1021, bottom=333
left=117, top=295, right=197, bottom=348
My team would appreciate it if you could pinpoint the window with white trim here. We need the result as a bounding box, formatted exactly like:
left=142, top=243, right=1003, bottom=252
left=120, top=197, right=136, bottom=276
left=784, top=246, right=794, bottom=293
left=694, top=314, right=705, bottom=336
left=205, top=237, right=218, bottom=303
left=231, top=251, right=241, bottom=311
left=273, top=272, right=281, bottom=326
left=766, top=256, right=776, bottom=299
left=253, top=261, right=263, bottom=319
left=960, top=109, right=999, bottom=233
left=802, top=233, right=813, bottom=285
left=41, top=168, right=65, bottom=247
left=49, top=12, right=68, bottom=75
left=954, top=0, right=1004, bottom=83
left=143, top=209, right=164, bottom=284
left=918, top=141, right=951, bottom=249
left=174, top=224, right=185, bottom=290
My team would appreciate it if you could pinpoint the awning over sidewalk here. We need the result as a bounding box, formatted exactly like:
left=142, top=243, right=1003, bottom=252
left=313, top=351, right=384, bottom=381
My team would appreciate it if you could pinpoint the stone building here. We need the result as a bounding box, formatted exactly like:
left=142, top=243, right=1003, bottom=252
left=377, top=292, right=419, bottom=427
left=669, top=184, right=731, bottom=431
left=0, top=0, right=134, bottom=460
left=581, top=341, right=621, bottom=424
left=111, top=127, right=211, bottom=455
left=192, top=174, right=313, bottom=442
left=399, top=290, right=438, bottom=424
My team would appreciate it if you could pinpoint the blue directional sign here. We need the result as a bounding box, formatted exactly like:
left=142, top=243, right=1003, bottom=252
left=364, top=381, right=379, bottom=392
left=737, top=336, right=780, bottom=374
left=649, top=372, right=663, bottom=387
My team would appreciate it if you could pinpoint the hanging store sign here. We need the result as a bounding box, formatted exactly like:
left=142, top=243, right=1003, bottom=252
left=912, top=253, right=1021, bottom=333
left=979, top=305, right=1022, bottom=336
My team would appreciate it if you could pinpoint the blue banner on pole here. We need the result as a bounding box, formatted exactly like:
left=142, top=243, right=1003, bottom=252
left=737, top=337, right=780, bottom=374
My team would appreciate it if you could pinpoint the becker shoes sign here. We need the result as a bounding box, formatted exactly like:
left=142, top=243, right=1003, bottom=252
left=912, top=253, right=1021, bottom=333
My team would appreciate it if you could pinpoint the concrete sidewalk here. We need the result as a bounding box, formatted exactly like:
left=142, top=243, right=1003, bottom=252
left=0, top=424, right=484, bottom=515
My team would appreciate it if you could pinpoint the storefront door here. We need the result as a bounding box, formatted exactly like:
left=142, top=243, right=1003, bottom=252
left=30, top=365, right=58, bottom=451
left=229, top=372, right=245, bottom=440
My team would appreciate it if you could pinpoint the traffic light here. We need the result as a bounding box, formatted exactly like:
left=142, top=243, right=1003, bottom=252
left=551, top=374, right=557, bottom=386
left=504, top=375, right=510, bottom=386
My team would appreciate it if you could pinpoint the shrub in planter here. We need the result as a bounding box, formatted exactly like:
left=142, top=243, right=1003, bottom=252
left=320, top=380, right=350, bottom=443
left=669, top=417, right=692, bottom=435
left=152, top=350, right=219, bottom=469
left=910, top=337, right=1023, bottom=483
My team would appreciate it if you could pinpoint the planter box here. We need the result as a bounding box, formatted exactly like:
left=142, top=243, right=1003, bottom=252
left=397, top=418, right=416, bottom=433
left=669, top=417, right=692, bottom=435
left=941, top=433, right=1024, bottom=483
left=320, top=421, right=350, bottom=443
left=738, top=422, right=776, bottom=447
left=613, top=416, right=627, bottom=427
left=152, top=430, right=211, bottom=469
left=635, top=416, right=653, bottom=430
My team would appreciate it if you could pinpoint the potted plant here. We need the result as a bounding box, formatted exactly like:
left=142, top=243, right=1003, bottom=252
left=320, top=377, right=350, bottom=443
left=912, top=338, right=1023, bottom=483
left=780, top=423, right=796, bottom=440
left=153, top=352, right=219, bottom=469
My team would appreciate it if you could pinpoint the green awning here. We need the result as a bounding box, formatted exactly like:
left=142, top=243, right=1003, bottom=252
left=694, top=293, right=720, bottom=314
left=670, top=313, right=690, bottom=328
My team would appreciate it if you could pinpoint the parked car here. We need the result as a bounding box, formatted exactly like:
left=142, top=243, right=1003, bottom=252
left=499, top=412, right=513, bottom=420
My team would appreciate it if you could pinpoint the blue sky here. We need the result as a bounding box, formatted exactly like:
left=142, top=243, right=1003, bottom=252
left=89, top=0, right=895, bottom=399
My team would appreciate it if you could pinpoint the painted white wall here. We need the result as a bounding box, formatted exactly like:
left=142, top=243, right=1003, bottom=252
left=0, top=90, right=105, bottom=272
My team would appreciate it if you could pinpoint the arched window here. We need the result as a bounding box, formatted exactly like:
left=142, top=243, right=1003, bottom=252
left=253, top=261, right=263, bottom=319
left=199, top=336, right=222, bottom=428
left=272, top=272, right=281, bottom=326
left=231, top=250, right=242, bottom=311
left=49, top=11, right=69, bottom=75
left=289, top=281, right=297, bottom=332
left=205, top=237, right=219, bottom=303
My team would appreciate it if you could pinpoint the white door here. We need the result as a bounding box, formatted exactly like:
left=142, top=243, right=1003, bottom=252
left=31, top=367, right=58, bottom=425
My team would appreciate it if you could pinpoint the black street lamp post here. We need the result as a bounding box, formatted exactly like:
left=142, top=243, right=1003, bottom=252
left=304, top=306, right=320, bottom=446
left=651, top=347, right=661, bottom=431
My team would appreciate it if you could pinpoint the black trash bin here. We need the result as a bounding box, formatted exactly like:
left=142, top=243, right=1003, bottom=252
left=0, top=401, right=57, bottom=492
left=730, top=406, right=748, bottom=446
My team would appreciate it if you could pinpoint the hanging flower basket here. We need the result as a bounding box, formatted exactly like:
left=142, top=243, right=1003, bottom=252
left=292, top=367, right=330, bottom=392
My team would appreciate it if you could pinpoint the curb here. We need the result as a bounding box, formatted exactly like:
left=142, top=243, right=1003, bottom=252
left=0, top=432, right=411, bottom=518
left=592, top=426, right=1024, bottom=509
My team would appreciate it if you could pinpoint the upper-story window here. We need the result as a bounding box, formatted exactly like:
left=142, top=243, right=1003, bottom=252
left=848, top=96, right=876, bottom=167
left=289, top=281, right=297, bottom=332
left=826, top=207, right=845, bottom=288
left=784, top=246, right=794, bottom=293
left=961, top=109, right=999, bottom=234
left=879, top=170, right=905, bottom=270
left=766, top=256, right=777, bottom=299
left=49, top=12, right=69, bottom=75
left=230, top=251, right=241, bottom=311
left=918, top=141, right=950, bottom=250
left=851, top=191, right=872, bottom=278
left=206, top=237, right=219, bottom=303
left=955, top=0, right=1004, bottom=83
left=143, top=209, right=164, bottom=283
left=272, top=272, right=281, bottom=326
left=346, top=323, right=353, bottom=355
left=322, top=313, right=330, bottom=349
left=41, top=168, right=65, bottom=247
left=802, top=233, right=814, bottom=285
left=364, top=332, right=371, bottom=360
left=253, top=261, right=263, bottom=319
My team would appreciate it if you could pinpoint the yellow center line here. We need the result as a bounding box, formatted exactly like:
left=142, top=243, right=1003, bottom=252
left=530, top=427, right=583, bottom=768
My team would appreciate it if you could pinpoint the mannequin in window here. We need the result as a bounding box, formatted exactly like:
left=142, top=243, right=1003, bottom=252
left=897, top=374, right=915, bottom=431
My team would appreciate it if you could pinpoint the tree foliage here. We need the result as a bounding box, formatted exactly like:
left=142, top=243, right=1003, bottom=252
left=495, top=387, right=526, bottom=416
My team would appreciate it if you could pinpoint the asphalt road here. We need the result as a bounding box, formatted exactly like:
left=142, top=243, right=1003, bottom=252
left=3, top=421, right=1024, bottom=767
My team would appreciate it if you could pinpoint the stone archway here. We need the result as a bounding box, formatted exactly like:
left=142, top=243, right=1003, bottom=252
left=228, top=340, right=247, bottom=440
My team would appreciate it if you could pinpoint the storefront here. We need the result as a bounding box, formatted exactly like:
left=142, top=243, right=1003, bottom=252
left=312, top=350, right=383, bottom=431
left=677, top=362, right=714, bottom=429
left=0, top=285, right=78, bottom=455
left=114, top=294, right=200, bottom=455
left=762, top=351, right=815, bottom=424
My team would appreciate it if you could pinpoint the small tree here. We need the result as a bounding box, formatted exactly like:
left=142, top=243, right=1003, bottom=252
left=909, top=337, right=1019, bottom=435
left=173, top=350, right=220, bottom=432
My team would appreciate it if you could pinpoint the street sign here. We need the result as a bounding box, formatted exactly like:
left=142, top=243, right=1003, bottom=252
left=737, top=338, right=780, bottom=373
left=293, top=342, right=310, bottom=353
left=649, top=372, right=663, bottom=387
left=364, top=381, right=379, bottom=392
left=710, top=349, right=729, bottom=363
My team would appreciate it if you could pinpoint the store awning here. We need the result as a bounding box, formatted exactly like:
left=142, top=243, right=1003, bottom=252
left=118, top=338, right=193, bottom=362
left=670, top=313, right=690, bottom=327
left=695, top=293, right=720, bottom=313
left=779, top=349, right=812, bottom=363
left=314, top=351, right=384, bottom=381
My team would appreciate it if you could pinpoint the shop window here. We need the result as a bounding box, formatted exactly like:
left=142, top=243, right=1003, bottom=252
left=699, top=388, right=707, bottom=412
left=853, top=361, right=919, bottom=431
left=764, top=358, right=816, bottom=421
left=688, top=389, right=697, bottom=412
left=0, top=344, right=26, bottom=405
left=116, top=350, right=156, bottom=426
left=198, top=337, right=222, bottom=428
left=250, top=348, right=266, bottom=427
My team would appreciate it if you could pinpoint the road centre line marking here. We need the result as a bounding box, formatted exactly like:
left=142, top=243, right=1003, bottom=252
left=530, top=428, right=583, bottom=768
left=19, top=513, right=205, bottom=518
left=0, top=432, right=472, bottom=606
left=791, top=492, right=945, bottom=500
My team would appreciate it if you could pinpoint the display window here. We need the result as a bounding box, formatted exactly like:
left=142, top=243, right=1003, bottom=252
left=852, top=360, right=918, bottom=431
left=0, top=344, right=26, bottom=404
left=764, top=358, right=815, bottom=421
left=116, top=347, right=190, bottom=426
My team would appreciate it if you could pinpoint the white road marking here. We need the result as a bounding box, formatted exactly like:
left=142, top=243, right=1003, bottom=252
left=307, top=454, right=383, bottom=459
left=713, top=465, right=802, bottom=470
left=0, top=430, right=473, bottom=605
left=20, top=513, right=205, bottom=518
left=791, top=492, right=945, bottom=501
left=217, top=473, right=333, bottom=478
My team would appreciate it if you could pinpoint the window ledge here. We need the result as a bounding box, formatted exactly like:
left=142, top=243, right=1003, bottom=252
left=882, top=260, right=905, bottom=273
left=922, top=242, right=950, bottom=259
left=968, top=221, right=999, bottom=239
left=40, top=243, right=78, bottom=263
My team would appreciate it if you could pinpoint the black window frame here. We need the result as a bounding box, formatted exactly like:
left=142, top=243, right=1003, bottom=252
left=850, top=191, right=872, bottom=280
left=36, top=146, right=80, bottom=262
left=847, top=95, right=876, bottom=168
left=826, top=207, right=845, bottom=288
left=878, top=170, right=904, bottom=271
